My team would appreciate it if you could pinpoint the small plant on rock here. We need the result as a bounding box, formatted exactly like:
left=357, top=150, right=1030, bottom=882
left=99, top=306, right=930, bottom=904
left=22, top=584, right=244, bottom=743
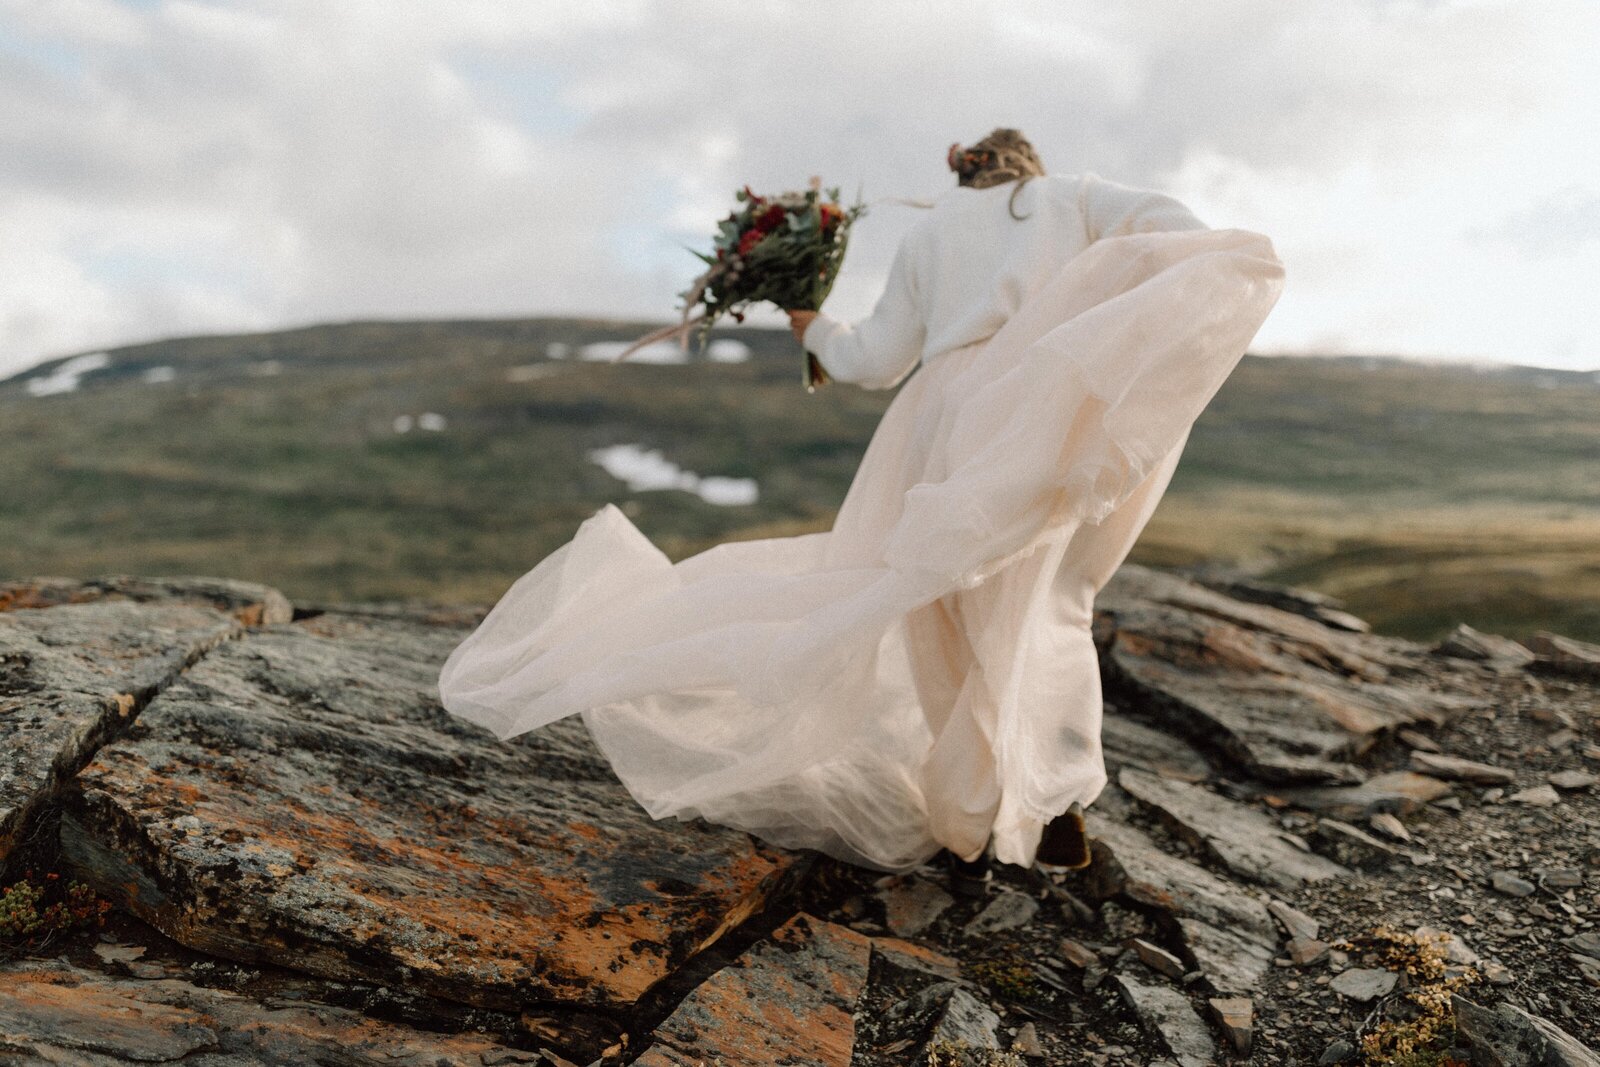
left=0, top=869, right=112, bottom=956
left=1337, top=925, right=1477, bottom=1067
left=925, top=1038, right=1024, bottom=1067
left=968, top=956, right=1041, bottom=1003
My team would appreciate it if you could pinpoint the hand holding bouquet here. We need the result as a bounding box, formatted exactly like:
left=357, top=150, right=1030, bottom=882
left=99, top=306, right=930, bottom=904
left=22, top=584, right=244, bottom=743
left=616, top=177, right=866, bottom=391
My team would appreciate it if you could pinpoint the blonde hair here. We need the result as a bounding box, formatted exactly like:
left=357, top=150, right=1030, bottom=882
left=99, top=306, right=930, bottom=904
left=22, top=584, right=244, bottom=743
left=947, top=128, right=1046, bottom=219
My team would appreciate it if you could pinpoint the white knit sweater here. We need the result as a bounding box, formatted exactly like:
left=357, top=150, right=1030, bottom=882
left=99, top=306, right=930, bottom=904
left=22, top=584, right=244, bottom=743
left=801, top=172, right=1208, bottom=389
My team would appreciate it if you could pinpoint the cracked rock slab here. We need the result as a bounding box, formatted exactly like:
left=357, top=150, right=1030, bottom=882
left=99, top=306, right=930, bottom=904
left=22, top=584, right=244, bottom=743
left=1095, top=565, right=1482, bottom=784
left=1115, top=973, right=1217, bottom=1067
left=1081, top=814, right=1277, bottom=993
left=60, top=610, right=803, bottom=1012
left=1118, top=768, right=1348, bottom=891
left=634, top=913, right=871, bottom=1067
left=1, top=597, right=246, bottom=860
left=0, top=956, right=531, bottom=1065
left=1454, top=995, right=1600, bottom=1067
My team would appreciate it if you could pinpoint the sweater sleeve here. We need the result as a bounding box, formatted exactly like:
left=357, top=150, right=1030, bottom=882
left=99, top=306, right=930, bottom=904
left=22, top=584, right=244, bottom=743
left=1082, top=173, right=1208, bottom=241
left=800, top=235, right=926, bottom=390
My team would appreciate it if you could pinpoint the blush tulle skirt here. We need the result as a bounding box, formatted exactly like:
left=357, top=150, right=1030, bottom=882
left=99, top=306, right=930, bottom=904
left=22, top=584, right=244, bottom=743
left=438, top=227, right=1285, bottom=871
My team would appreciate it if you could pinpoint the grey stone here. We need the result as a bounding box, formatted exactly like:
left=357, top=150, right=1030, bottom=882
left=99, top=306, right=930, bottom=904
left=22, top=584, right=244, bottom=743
left=1415, top=925, right=1479, bottom=967
left=1131, top=937, right=1188, bottom=979
left=1060, top=939, right=1099, bottom=968
left=1453, top=995, right=1600, bottom=1067
left=1267, top=899, right=1321, bottom=941
left=1410, top=751, right=1517, bottom=785
left=1115, top=974, right=1217, bottom=1067
left=1509, top=785, right=1562, bottom=807
left=1012, top=1021, right=1045, bottom=1058
left=1549, top=771, right=1598, bottom=791
left=1368, top=811, right=1412, bottom=841
left=962, top=890, right=1039, bottom=937
left=1491, top=871, right=1537, bottom=898
left=1286, top=937, right=1329, bottom=965
left=1319, top=1038, right=1358, bottom=1064
left=1119, top=768, right=1349, bottom=890
left=1563, top=931, right=1600, bottom=963
left=1329, top=967, right=1397, bottom=1002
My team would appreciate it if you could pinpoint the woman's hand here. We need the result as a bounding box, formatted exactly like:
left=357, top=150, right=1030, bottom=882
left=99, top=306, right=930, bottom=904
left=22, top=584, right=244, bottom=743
left=786, top=309, right=818, bottom=344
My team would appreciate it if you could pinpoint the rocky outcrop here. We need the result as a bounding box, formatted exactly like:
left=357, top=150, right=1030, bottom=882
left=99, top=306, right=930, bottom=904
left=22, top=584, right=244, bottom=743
left=59, top=609, right=801, bottom=1012
left=1096, top=566, right=1486, bottom=784
left=1, top=565, right=1596, bottom=1065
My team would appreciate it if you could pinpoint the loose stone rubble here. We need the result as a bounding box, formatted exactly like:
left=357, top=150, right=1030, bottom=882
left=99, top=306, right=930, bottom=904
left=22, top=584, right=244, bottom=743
left=0, top=563, right=1596, bottom=1065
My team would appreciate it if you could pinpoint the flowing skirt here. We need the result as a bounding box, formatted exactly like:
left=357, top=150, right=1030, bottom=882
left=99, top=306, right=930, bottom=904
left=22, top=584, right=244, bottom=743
left=438, top=227, right=1284, bottom=871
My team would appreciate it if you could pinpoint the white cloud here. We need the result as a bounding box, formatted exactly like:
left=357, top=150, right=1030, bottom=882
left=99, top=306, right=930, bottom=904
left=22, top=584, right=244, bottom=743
left=0, top=0, right=1596, bottom=376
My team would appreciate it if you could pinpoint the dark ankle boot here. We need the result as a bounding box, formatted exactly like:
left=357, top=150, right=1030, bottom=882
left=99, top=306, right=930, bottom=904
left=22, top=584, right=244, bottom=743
left=1035, top=802, right=1092, bottom=869
left=942, top=848, right=992, bottom=898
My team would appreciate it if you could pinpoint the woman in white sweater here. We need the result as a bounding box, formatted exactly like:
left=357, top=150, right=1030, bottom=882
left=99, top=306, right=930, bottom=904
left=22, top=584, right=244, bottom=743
left=439, top=129, right=1283, bottom=887
left=787, top=130, right=1218, bottom=884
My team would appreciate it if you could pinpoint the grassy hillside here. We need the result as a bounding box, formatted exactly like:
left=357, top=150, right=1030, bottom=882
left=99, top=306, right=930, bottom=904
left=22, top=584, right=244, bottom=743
left=3, top=319, right=1597, bottom=642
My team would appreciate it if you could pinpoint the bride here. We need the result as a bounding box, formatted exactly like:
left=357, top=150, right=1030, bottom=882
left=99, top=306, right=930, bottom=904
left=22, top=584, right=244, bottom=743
left=438, top=128, right=1284, bottom=889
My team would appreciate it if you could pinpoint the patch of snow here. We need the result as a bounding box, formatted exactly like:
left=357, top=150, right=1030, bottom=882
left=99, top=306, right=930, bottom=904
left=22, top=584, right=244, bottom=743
left=418, top=412, right=447, bottom=432
left=706, top=339, right=751, bottom=363
left=579, top=341, right=688, bottom=365
left=588, top=443, right=758, bottom=507
left=142, top=365, right=176, bottom=384
left=393, top=415, right=414, bottom=434
left=247, top=360, right=283, bottom=377
left=26, top=352, right=111, bottom=397
left=546, top=342, right=571, bottom=360
left=695, top=476, right=760, bottom=506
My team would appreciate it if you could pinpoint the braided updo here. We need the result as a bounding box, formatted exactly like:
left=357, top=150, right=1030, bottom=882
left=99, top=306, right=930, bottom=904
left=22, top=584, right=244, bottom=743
left=946, top=128, right=1046, bottom=219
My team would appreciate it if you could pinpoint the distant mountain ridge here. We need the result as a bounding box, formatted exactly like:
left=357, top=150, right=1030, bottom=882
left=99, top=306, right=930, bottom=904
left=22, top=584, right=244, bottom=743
left=4, top=316, right=1597, bottom=641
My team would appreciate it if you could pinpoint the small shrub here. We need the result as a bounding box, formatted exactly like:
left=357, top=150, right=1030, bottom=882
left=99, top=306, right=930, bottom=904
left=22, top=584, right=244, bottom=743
left=0, top=870, right=112, bottom=953
left=968, top=957, right=1041, bottom=1003
left=1336, top=925, right=1477, bottom=1067
left=925, top=1038, right=1025, bottom=1067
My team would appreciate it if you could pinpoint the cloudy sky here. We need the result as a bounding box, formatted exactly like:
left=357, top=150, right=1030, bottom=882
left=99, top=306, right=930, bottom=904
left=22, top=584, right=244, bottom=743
left=3, top=0, right=1597, bottom=378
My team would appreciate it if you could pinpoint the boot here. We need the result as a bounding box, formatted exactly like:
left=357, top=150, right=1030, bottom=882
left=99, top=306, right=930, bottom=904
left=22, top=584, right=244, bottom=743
left=941, top=847, right=992, bottom=899
left=1035, top=802, right=1092, bottom=870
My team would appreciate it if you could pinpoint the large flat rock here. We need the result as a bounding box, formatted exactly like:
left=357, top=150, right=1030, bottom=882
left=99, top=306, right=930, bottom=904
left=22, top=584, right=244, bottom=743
left=1095, top=565, right=1483, bottom=784
left=1082, top=813, right=1279, bottom=993
left=60, top=610, right=803, bottom=1011
left=0, top=956, right=531, bottom=1065
left=634, top=913, right=871, bottom=1066
left=1118, top=768, right=1349, bottom=890
left=1, top=596, right=247, bottom=860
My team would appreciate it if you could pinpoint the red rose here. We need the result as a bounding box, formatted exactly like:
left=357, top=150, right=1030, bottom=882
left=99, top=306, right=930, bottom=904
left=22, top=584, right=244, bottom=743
left=756, top=204, right=786, bottom=232
left=738, top=229, right=762, bottom=256
left=819, top=203, right=842, bottom=230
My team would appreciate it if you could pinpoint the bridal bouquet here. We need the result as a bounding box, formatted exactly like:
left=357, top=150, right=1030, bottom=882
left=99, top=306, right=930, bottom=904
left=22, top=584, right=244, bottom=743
left=616, top=178, right=866, bottom=391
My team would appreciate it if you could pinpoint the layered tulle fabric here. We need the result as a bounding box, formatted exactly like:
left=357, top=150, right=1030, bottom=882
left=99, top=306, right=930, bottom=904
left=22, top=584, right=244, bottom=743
left=439, top=226, right=1285, bottom=871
